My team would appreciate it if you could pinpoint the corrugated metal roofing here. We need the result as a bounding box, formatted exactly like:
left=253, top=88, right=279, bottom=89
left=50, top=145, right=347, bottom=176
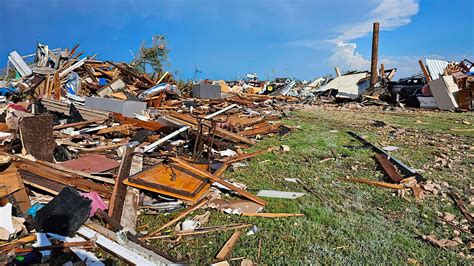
left=425, top=59, right=449, bottom=80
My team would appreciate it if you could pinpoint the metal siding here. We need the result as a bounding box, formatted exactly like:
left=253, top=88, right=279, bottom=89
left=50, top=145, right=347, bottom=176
left=425, top=59, right=449, bottom=80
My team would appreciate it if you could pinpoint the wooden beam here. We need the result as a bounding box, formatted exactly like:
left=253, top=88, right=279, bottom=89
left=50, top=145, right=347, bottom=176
left=215, top=230, right=242, bottom=261
left=418, top=59, right=432, bottom=82
left=120, top=148, right=143, bottom=230
left=108, top=145, right=134, bottom=222
left=374, top=154, right=404, bottom=183
left=16, top=162, right=112, bottom=198
left=341, top=177, right=405, bottom=190
left=241, top=213, right=304, bottom=218
left=146, top=224, right=252, bottom=240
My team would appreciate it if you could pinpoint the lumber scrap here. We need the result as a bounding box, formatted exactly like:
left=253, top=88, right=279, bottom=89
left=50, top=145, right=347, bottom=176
left=215, top=230, right=242, bottom=261
left=120, top=147, right=143, bottom=230
left=0, top=164, right=31, bottom=214
left=240, top=123, right=282, bottom=137
left=124, top=162, right=211, bottom=202
left=374, top=153, right=404, bottom=183
left=241, top=213, right=305, bottom=218
left=14, top=241, right=94, bottom=253
left=108, top=145, right=134, bottom=222
left=0, top=235, right=36, bottom=253
left=341, top=177, right=405, bottom=190
left=146, top=223, right=253, bottom=240
left=97, top=124, right=136, bottom=135
left=15, top=161, right=112, bottom=198
left=222, top=150, right=266, bottom=164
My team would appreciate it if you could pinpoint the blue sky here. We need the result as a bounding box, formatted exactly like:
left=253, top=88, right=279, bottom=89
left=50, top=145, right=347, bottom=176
left=0, top=0, right=472, bottom=80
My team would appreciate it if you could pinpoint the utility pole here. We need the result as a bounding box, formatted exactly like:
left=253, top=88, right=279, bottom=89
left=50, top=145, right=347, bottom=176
left=370, top=22, right=380, bottom=88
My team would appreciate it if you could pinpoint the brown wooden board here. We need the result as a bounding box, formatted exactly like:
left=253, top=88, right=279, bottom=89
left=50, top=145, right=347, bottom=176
left=374, top=153, right=404, bottom=183
left=19, top=114, right=56, bottom=162
left=108, top=146, right=133, bottom=222
left=16, top=162, right=112, bottom=199
left=124, top=163, right=211, bottom=202
left=1, top=164, right=32, bottom=214
left=0, top=164, right=23, bottom=198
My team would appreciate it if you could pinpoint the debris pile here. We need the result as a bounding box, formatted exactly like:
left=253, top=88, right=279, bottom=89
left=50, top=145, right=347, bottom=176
left=0, top=25, right=472, bottom=262
left=0, top=44, right=302, bottom=264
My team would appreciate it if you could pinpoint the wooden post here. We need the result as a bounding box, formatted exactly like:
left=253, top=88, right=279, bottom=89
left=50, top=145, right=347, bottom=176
left=370, top=22, right=380, bottom=87
left=108, top=145, right=134, bottom=222
left=418, top=59, right=432, bottom=82
left=335, top=67, right=341, bottom=77
left=215, top=230, right=242, bottom=261
left=380, top=64, right=385, bottom=78
left=119, top=147, right=143, bottom=230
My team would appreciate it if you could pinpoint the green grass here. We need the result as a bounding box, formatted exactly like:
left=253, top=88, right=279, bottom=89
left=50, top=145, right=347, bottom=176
left=140, top=107, right=473, bottom=264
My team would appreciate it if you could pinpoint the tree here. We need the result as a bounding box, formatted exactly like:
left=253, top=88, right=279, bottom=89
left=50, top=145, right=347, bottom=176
left=132, top=35, right=169, bottom=74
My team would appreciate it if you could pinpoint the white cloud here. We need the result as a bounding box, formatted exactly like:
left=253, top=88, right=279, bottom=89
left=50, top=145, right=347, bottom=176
left=327, top=0, right=419, bottom=72
left=329, top=42, right=369, bottom=71
left=331, top=0, right=419, bottom=44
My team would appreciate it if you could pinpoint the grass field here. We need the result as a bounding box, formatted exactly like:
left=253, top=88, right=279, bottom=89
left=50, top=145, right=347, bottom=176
left=141, top=106, right=473, bottom=264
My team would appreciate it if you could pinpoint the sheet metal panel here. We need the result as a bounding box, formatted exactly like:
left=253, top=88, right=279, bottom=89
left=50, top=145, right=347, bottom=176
left=425, top=59, right=449, bottom=80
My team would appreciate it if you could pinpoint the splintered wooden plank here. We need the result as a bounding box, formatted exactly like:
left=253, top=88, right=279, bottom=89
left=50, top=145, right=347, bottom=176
left=124, top=163, right=211, bottom=202
left=16, top=162, right=112, bottom=198
left=374, top=153, right=403, bottom=183
left=341, top=177, right=405, bottom=190
left=0, top=164, right=23, bottom=198
left=108, top=146, right=133, bottom=222
left=215, top=230, right=242, bottom=261
left=97, top=124, right=136, bottom=135
left=240, top=123, right=282, bottom=137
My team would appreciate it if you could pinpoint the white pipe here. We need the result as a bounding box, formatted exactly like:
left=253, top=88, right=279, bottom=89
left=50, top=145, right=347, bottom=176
left=143, top=104, right=238, bottom=153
